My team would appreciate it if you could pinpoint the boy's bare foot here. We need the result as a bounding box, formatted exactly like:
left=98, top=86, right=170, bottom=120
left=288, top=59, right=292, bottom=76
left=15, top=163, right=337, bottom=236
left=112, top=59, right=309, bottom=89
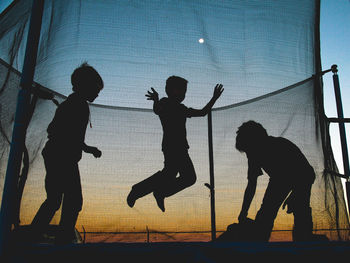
left=127, top=189, right=137, bottom=207
left=153, top=191, right=165, bottom=212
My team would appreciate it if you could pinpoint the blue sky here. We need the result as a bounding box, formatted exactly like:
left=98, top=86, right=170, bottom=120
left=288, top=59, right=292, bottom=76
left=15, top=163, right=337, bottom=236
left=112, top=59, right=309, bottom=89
left=0, top=0, right=349, bottom=174
left=320, top=0, right=350, bottom=175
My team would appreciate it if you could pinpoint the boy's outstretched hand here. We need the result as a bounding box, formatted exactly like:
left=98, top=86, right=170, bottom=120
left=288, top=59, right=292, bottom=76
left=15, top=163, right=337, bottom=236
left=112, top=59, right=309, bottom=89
left=145, top=88, right=159, bottom=102
left=90, top=147, right=102, bottom=158
left=213, top=84, right=224, bottom=100
left=83, top=143, right=101, bottom=158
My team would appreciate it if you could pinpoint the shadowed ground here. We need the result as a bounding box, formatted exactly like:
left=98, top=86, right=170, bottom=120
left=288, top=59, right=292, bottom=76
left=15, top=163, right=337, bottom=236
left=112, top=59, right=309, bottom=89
left=5, top=240, right=350, bottom=263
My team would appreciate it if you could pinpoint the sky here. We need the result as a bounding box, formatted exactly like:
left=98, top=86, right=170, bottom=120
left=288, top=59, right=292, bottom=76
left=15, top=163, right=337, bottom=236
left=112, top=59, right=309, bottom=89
left=0, top=0, right=348, bottom=174
left=319, top=0, right=350, bottom=177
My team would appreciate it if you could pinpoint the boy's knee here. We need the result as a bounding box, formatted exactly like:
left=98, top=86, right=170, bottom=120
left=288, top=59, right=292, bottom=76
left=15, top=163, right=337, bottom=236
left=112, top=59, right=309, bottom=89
left=63, top=193, right=83, bottom=213
left=72, top=197, right=83, bottom=212
left=293, top=206, right=312, bottom=222
left=46, top=198, right=62, bottom=211
left=255, top=207, right=278, bottom=224
left=73, top=205, right=82, bottom=213
left=185, top=173, right=197, bottom=187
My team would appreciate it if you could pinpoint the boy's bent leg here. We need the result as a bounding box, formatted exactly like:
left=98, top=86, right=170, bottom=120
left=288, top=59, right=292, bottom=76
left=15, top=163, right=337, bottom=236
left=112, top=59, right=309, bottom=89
left=31, top=199, right=61, bottom=242
left=292, top=183, right=314, bottom=241
left=56, top=210, right=80, bottom=244
left=254, top=179, right=290, bottom=241
left=152, top=151, right=196, bottom=212
left=56, top=163, right=82, bottom=244
left=292, top=207, right=313, bottom=241
left=31, top=161, right=63, bottom=239
left=127, top=170, right=164, bottom=207
left=151, top=150, right=184, bottom=212
left=161, top=151, right=196, bottom=198
left=31, top=196, right=62, bottom=230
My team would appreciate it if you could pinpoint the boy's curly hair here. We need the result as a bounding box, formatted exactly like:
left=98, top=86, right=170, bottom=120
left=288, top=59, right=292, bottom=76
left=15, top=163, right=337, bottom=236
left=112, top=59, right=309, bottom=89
left=165, top=76, right=188, bottom=97
left=235, top=120, right=268, bottom=152
left=71, top=62, right=103, bottom=92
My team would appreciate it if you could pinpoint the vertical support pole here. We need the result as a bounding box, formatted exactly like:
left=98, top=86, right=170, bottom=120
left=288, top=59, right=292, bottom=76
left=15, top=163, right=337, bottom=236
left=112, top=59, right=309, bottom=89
left=207, top=110, right=216, bottom=241
left=331, top=65, right=350, bottom=216
left=0, top=0, right=44, bottom=258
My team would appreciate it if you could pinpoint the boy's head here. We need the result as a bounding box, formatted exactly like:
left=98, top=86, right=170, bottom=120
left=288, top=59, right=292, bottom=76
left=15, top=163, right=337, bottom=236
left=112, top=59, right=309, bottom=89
left=165, top=76, right=188, bottom=103
left=235, top=120, right=268, bottom=153
left=71, top=62, right=104, bottom=102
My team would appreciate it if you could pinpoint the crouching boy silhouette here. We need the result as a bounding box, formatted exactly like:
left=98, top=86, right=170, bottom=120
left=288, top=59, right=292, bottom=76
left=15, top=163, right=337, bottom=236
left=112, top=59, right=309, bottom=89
left=127, top=76, right=223, bottom=212
left=31, top=62, right=103, bottom=244
left=235, top=120, right=317, bottom=241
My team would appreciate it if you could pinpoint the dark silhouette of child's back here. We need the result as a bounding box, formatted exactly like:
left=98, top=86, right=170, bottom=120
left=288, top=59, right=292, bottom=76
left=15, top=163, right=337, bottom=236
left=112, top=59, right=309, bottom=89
left=236, top=120, right=318, bottom=241
left=157, top=96, right=191, bottom=151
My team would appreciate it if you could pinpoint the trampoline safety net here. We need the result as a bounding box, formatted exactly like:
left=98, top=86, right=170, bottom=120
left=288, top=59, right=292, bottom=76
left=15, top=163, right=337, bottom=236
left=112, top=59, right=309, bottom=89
left=0, top=0, right=349, bottom=242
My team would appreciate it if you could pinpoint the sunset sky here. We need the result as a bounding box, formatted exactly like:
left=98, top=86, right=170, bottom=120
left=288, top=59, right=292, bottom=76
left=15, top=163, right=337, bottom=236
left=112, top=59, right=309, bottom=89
left=1, top=0, right=348, bottom=170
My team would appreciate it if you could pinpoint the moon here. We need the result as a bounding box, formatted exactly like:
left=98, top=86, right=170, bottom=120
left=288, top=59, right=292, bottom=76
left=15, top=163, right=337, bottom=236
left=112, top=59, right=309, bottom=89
left=198, top=38, right=204, bottom=44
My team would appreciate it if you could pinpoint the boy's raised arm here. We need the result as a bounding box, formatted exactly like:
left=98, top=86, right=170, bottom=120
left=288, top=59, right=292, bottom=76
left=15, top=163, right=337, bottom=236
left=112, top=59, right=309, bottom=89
left=146, top=87, right=162, bottom=114
left=189, top=84, right=224, bottom=117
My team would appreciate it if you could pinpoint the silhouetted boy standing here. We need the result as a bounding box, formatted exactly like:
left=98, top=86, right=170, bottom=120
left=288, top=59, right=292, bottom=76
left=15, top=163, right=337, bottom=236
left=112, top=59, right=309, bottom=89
left=31, top=63, right=103, bottom=244
left=127, top=76, right=223, bottom=212
left=235, top=120, right=316, bottom=241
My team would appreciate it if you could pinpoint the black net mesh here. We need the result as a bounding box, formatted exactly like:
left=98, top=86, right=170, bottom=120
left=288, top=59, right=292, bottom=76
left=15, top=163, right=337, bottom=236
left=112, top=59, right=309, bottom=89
left=0, top=0, right=349, bottom=242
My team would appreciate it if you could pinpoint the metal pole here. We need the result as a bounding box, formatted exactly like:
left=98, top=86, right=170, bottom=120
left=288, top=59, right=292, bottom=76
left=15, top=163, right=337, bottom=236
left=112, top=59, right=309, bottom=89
left=207, top=110, right=216, bottom=241
left=331, top=65, right=350, bottom=217
left=0, top=0, right=44, bottom=257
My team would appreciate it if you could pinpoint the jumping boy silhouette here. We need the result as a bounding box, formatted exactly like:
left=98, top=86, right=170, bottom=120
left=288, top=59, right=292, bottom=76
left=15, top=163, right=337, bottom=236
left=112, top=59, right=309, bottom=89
left=127, top=76, right=223, bottom=212
left=31, top=62, right=103, bottom=244
left=235, top=120, right=316, bottom=241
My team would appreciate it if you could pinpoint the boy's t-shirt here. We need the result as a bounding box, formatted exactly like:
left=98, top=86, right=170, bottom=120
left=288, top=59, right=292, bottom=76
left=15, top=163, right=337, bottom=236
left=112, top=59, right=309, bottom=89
left=155, top=97, right=195, bottom=151
left=247, top=136, right=315, bottom=184
left=44, top=92, right=90, bottom=162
